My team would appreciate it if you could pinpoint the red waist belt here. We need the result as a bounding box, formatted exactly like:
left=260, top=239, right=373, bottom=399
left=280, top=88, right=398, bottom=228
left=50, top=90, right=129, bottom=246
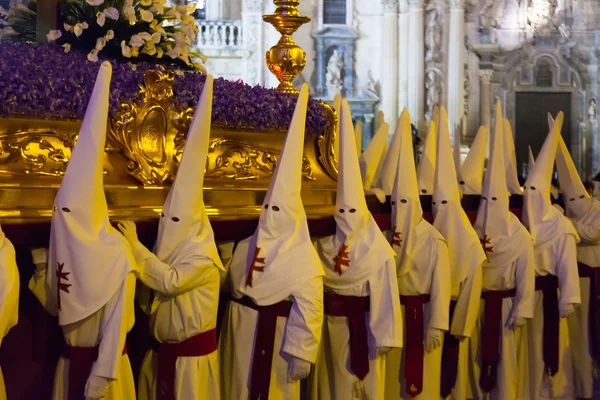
left=535, top=274, right=559, bottom=376
left=479, top=288, right=517, bottom=392
left=400, top=294, right=430, bottom=398
left=440, top=300, right=458, bottom=398
left=324, top=292, right=371, bottom=380
left=231, top=295, right=293, bottom=400
left=151, top=329, right=217, bottom=400
left=578, top=263, right=600, bottom=366
left=61, top=342, right=127, bottom=400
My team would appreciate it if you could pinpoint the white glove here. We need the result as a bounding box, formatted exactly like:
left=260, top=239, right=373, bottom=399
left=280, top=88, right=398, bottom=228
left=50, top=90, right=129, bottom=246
left=117, top=220, right=139, bottom=245
left=365, top=188, right=386, bottom=204
left=217, top=241, right=235, bottom=263
left=509, top=316, right=527, bottom=329
left=287, top=356, right=311, bottom=382
left=377, top=346, right=392, bottom=355
left=30, top=248, right=48, bottom=271
left=84, top=375, right=109, bottom=399
left=424, top=328, right=442, bottom=353
left=560, top=304, right=575, bottom=318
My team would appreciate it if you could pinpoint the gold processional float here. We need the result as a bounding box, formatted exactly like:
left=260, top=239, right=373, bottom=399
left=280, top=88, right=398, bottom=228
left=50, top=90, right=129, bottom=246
left=0, top=0, right=348, bottom=229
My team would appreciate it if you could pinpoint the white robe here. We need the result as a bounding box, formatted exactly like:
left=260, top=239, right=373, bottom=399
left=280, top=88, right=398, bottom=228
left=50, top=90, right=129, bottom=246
left=219, top=273, right=323, bottom=400
left=468, top=232, right=535, bottom=400
left=309, top=259, right=403, bottom=400
left=526, top=227, right=580, bottom=400
left=385, top=222, right=451, bottom=400
left=566, top=204, right=600, bottom=399
left=29, top=269, right=136, bottom=400
left=130, top=242, right=221, bottom=400
left=0, top=242, right=18, bottom=400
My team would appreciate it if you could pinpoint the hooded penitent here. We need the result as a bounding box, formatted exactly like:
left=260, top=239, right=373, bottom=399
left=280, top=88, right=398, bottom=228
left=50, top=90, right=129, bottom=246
left=355, top=120, right=363, bottom=155
left=475, top=102, right=526, bottom=267
left=433, top=107, right=486, bottom=288
left=523, top=112, right=576, bottom=246
left=230, top=84, right=323, bottom=304
left=360, top=116, right=389, bottom=190
left=502, top=118, right=523, bottom=195
left=453, top=125, right=462, bottom=177
left=377, top=115, right=404, bottom=196
left=556, top=135, right=593, bottom=220
left=528, top=146, right=535, bottom=177
left=391, top=108, right=423, bottom=276
left=317, top=100, right=395, bottom=289
left=417, top=119, right=437, bottom=195
left=458, top=126, right=487, bottom=195
left=47, top=62, right=136, bottom=326
left=0, top=224, right=18, bottom=346
left=154, top=75, right=224, bottom=275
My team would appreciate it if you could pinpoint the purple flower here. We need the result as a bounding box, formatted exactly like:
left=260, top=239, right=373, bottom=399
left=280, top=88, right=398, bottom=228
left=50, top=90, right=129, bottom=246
left=0, top=43, right=330, bottom=136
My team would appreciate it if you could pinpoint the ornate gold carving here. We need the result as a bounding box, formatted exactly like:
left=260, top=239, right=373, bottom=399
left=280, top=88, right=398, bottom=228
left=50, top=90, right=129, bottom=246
left=263, top=1, right=311, bottom=95
left=0, top=129, right=75, bottom=176
left=206, top=138, right=315, bottom=181
left=316, top=101, right=339, bottom=178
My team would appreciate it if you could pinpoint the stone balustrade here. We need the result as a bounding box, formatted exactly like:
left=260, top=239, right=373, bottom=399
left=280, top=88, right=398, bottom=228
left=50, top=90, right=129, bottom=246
left=197, top=19, right=243, bottom=49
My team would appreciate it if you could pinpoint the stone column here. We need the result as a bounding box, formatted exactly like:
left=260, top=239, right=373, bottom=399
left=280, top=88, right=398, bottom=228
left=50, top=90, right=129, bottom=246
left=242, top=0, right=264, bottom=86
left=206, top=0, right=222, bottom=20
left=479, top=69, right=494, bottom=154
left=397, top=0, right=409, bottom=112
left=407, top=0, right=425, bottom=127
left=382, top=0, right=400, bottom=135
left=447, top=0, right=465, bottom=144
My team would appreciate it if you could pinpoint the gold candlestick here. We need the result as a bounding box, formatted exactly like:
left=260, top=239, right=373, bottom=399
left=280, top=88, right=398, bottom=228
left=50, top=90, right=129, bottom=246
left=263, top=1, right=310, bottom=95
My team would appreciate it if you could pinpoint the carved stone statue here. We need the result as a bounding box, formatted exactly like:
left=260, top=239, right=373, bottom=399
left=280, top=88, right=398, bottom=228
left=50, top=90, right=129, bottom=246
left=425, top=4, right=442, bottom=63
left=326, top=49, right=344, bottom=97
left=425, top=69, right=440, bottom=121
left=589, top=98, right=596, bottom=125
left=366, top=69, right=379, bottom=98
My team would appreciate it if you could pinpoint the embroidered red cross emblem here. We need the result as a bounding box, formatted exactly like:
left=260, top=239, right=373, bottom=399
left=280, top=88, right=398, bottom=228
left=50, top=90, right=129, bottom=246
left=56, top=262, right=71, bottom=311
left=391, top=231, right=403, bottom=248
left=245, top=246, right=265, bottom=288
left=480, top=235, right=494, bottom=259
left=333, top=244, right=350, bottom=275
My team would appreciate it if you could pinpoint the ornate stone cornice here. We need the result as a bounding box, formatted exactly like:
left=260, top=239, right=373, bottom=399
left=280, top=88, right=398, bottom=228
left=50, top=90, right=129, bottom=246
left=242, top=0, right=262, bottom=13
left=408, top=0, right=424, bottom=9
left=479, top=69, right=494, bottom=82
left=382, top=0, right=399, bottom=14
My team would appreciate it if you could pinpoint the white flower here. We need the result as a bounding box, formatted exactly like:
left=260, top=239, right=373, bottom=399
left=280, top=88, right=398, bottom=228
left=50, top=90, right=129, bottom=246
left=121, top=40, right=132, bottom=58
left=150, top=3, right=163, bottom=13
left=63, top=23, right=73, bottom=32
left=140, top=0, right=152, bottom=6
left=180, top=24, right=195, bottom=39
left=105, top=30, right=114, bottom=40
left=150, top=20, right=166, bottom=36
left=124, top=0, right=133, bottom=6
left=150, top=32, right=161, bottom=44
left=175, top=5, right=188, bottom=14
left=165, top=7, right=181, bottom=19
left=86, top=0, right=104, bottom=5
left=129, top=34, right=143, bottom=47
left=73, top=22, right=89, bottom=37
left=156, top=46, right=164, bottom=58
left=140, top=9, right=153, bottom=23
left=173, top=31, right=190, bottom=47
left=142, top=42, right=156, bottom=56
left=104, top=7, right=119, bottom=20
left=182, top=15, right=195, bottom=25
left=186, top=3, right=196, bottom=13
left=46, top=29, right=62, bottom=41
left=0, top=26, right=17, bottom=38
left=165, top=45, right=179, bottom=59
left=137, top=32, right=152, bottom=41
left=63, top=43, right=71, bottom=53
left=87, top=49, right=99, bottom=62
left=0, top=18, right=7, bottom=26
left=95, top=37, right=106, bottom=51
left=123, top=6, right=136, bottom=25
left=96, top=11, right=105, bottom=26
left=0, top=6, right=6, bottom=17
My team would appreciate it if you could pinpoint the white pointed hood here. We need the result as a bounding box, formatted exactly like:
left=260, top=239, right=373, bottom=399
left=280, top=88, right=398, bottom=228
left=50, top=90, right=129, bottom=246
left=475, top=101, right=528, bottom=266
left=317, top=99, right=395, bottom=289
left=355, top=120, right=363, bottom=155
left=154, top=75, right=223, bottom=272
left=453, top=124, right=462, bottom=176
left=230, top=84, right=323, bottom=305
left=0, top=224, right=18, bottom=346
left=377, top=115, right=404, bottom=196
left=556, top=134, right=592, bottom=219
left=458, top=126, right=487, bottom=195
left=502, top=118, right=522, bottom=194
left=360, top=118, right=389, bottom=189
left=417, top=119, right=437, bottom=194
left=433, top=107, right=486, bottom=286
left=48, top=62, right=136, bottom=325
left=390, top=108, right=424, bottom=276
left=528, top=146, right=536, bottom=176
left=523, top=112, right=576, bottom=246
left=333, top=94, right=342, bottom=159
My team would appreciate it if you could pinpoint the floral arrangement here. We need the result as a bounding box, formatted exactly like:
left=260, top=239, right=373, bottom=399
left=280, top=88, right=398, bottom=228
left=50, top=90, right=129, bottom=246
left=0, top=43, right=331, bottom=135
left=46, top=0, right=207, bottom=71
left=0, top=0, right=37, bottom=43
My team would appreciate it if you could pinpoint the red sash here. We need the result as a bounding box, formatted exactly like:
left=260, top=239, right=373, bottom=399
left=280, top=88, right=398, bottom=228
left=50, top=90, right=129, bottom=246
left=151, top=329, right=217, bottom=400
left=61, top=342, right=127, bottom=400
left=578, top=263, right=600, bottom=366
left=400, top=294, right=430, bottom=397
left=440, top=300, right=458, bottom=398
left=324, top=293, right=371, bottom=380
left=231, top=295, right=293, bottom=400
left=535, top=274, right=559, bottom=376
left=479, top=288, right=517, bottom=392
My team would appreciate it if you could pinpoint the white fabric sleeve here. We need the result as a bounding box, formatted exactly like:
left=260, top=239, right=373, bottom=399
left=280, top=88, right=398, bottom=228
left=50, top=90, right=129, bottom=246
left=28, top=268, right=58, bottom=317
left=556, top=234, right=581, bottom=308
left=282, top=275, right=324, bottom=364
left=130, top=241, right=215, bottom=296
left=90, top=273, right=136, bottom=380
left=450, top=264, right=482, bottom=338
left=572, top=219, right=600, bottom=244
left=428, top=240, right=451, bottom=332
left=368, top=259, right=403, bottom=348
left=512, top=240, right=535, bottom=319
left=0, top=257, right=19, bottom=345
left=30, top=248, right=48, bottom=265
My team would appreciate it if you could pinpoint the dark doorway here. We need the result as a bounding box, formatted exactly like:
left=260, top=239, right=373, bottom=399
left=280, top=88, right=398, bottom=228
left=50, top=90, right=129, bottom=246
left=515, top=92, right=571, bottom=178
